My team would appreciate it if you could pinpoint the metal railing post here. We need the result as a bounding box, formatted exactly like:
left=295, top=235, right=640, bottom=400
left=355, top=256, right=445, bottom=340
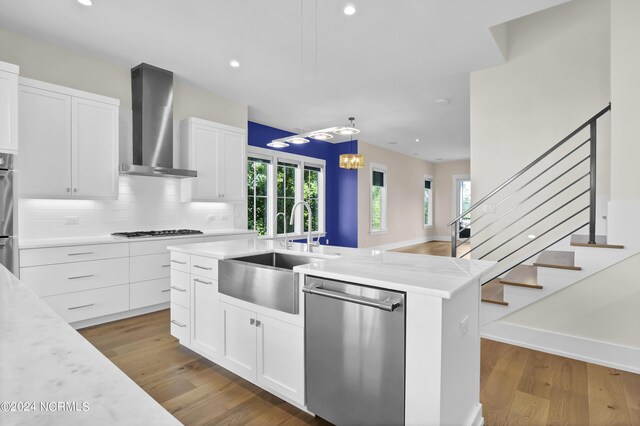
left=451, top=220, right=458, bottom=257
left=589, top=119, right=597, bottom=244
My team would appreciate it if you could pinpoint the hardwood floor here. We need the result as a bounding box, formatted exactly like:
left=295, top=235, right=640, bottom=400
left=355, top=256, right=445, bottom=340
left=78, top=241, right=640, bottom=425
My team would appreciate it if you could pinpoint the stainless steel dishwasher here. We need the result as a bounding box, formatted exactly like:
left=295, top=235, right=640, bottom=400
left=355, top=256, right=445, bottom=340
left=303, top=276, right=405, bottom=426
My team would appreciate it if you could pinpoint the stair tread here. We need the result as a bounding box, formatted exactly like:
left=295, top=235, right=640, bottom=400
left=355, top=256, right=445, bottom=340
left=500, top=265, right=543, bottom=289
left=533, top=250, right=582, bottom=270
left=570, top=234, right=624, bottom=249
left=481, top=279, right=508, bottom=306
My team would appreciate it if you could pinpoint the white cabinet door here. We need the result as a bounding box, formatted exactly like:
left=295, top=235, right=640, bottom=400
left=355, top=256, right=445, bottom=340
left=219, top=130, right=245, bottom=201
left=256, top=314, right=305, bottom=404
left=72, top=97, right=119, bottom=199
left=190, top=275, right=222, bottom=359
left=191, top=123, right=220, bottom=201
left=221, top=303, right=257, bottom=382
left=18, top=86, right=72, bottom=197
left=0, top=69, right=18, bottom=153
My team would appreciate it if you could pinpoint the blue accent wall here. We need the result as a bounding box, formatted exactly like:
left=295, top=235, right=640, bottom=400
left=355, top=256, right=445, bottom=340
left=248, top=121, right=359, bottom=248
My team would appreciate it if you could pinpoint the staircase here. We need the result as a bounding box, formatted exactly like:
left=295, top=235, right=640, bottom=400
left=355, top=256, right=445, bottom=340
left=449, top=104, right=624, bottom=326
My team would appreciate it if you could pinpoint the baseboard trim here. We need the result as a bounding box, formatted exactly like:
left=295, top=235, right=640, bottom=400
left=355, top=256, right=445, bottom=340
left=482, top=321, right=640, bottom=374
left=371, top=236, right=448, bottom=251
left=71, top=303, right=169, bottom=329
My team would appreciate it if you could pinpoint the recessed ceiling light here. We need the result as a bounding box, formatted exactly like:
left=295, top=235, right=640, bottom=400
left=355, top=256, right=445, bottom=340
left=229, top=60, right=240, bottom=68
left=415, top=138, right=420, bottom=142
left=435, top=99, right=450, bottom=105
left=344, top=5, right=356, bottom=15
left=527, top=234, right=536, bottom=239
left=78, top=0, right=92, bottom=5
left=388, top=141, right=398, bottom=145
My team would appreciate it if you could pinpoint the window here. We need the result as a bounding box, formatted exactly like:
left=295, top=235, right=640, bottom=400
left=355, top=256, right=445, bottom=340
left=424, top=178, right=433, bottom=227
left=247, top=146, right=326, bottom=239
left=277, top=161, right=298, bottom=234
left=370, top=164, right=387, bottom=233
left=304, top=165, right=321, bottom=232
left=247, top=157, right=270, bottom=236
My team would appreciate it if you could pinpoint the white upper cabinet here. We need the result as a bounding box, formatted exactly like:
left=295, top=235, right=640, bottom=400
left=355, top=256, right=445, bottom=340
left=181, top=117, right=246, bottom=202
left=0, top=61, right=19, bottom=153
left=18, top=77, right=119, bottom=199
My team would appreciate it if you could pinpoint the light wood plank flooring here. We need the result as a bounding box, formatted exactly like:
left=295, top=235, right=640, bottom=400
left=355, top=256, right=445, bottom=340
left=79, top=241, right=640, bottom=425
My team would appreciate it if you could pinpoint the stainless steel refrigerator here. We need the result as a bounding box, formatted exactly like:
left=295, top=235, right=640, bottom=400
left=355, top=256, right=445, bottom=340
left=0, top=153, right=17, bottom=274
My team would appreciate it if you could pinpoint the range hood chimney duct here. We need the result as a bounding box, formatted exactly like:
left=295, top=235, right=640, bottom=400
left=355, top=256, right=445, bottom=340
left=120, top=63, right=197, bottom=178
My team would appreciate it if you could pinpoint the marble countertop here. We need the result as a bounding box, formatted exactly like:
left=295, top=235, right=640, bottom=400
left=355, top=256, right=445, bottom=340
left=0, top=265, right=180, bottom=425
left=168, top=239, right=495, bottom=298
left=19, top=228, right=256, bottom=249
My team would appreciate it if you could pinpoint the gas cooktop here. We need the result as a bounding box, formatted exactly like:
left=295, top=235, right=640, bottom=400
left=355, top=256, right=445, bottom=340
left=111, top=229, right=204, bottom=239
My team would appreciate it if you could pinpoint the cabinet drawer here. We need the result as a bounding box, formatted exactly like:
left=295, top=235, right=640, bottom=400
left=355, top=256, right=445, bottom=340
left=20, top=243, right=129, bottom=267
left=190, top=255, right=218, bottom=280
left=20, top=257, right=130, bottom=297
left=43, top=284, right=129, bottom=323
left=130, top=278, right=170, bottom=310
left=170, top=251, right=189, bottom=273
left=170, top=270, right=190, bottom=308
left=170, top=303, right=190, bottom=343
left=130, top=253, right=171, bottom=282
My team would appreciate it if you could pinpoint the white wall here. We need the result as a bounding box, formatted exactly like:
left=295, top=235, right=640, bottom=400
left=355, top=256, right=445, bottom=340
left=610, top=0, right=640, bottom=201
left=0, top=27, right=249, bottom=237
left=357, top=142, right=435, bottom=249
left=433, top=160, right=470, bottom=240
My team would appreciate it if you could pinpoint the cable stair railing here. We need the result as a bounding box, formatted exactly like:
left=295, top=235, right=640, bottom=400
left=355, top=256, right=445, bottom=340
left=449, top=104, right=611, bottom=288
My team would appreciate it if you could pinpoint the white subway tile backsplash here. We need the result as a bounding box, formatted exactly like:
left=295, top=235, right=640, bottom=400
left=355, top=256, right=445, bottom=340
left=19, top=176, right=241, bottom=239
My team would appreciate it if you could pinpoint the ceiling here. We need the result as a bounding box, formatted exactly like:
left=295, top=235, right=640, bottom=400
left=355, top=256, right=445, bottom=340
left=0, top=0, right=568, bottom=162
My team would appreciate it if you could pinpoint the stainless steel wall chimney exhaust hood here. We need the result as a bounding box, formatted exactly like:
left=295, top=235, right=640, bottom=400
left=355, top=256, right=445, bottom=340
left=120, top=63, right=197, bottom=178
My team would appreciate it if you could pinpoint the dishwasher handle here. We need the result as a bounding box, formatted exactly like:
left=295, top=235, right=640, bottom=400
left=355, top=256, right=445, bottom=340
left=303, top=284, right=401, bottom=312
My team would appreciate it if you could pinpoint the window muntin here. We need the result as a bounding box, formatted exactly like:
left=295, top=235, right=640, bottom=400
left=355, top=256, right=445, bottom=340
left=247, top=157, right=270, bottom=236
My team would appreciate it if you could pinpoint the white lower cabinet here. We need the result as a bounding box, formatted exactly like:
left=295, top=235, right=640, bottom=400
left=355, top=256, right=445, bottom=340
left=190, top=274, right=222, bottom=360
left=220, top=302, right=305, bottom=405
left=130, top=278, right=170, bottom=310
left=220, top=303, right=258, bottom=382
left=256, top=313, right=305, bottom=404
left=170, top=302, right=190, bottom=344
left=43, top=284, right=129, bottom=323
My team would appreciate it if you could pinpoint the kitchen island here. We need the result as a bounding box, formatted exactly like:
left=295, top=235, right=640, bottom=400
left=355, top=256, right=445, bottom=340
left=0, top=264, right=179, bottom=426
left=167, top=239, right=494, bottom=426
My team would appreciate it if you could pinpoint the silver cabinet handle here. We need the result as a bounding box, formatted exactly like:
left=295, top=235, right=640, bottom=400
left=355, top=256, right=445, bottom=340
left=256, top=320, right=261, bottom=327
left=68, top=252, right=94, bottom=256
left=73, top=188, right=78, bottom=193
left=161, top=264, right=171, bottom=268
left=66, top=188, right=71, bottom=193
left=302, top=285, right=401, bottom=312
left=68, top=303, right=94, bottom=310
left=161, top=289, right=170, bottom=293
left=170, top=319, right=186, bottom=328
left=193, top=265, right=212, bottom=271
left=250, top=318, right=255, bottom=325
left=193, top=278, right=212, bottom=285
left=170, top=259, right=187, bottom=265
left=170, top=286, right=186, bottom=292
left=67, top=274, right=94, bottom=280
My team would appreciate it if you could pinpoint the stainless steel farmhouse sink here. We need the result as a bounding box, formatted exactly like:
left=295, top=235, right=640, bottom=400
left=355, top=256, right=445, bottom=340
left=218, top=252, right=325, bottom=314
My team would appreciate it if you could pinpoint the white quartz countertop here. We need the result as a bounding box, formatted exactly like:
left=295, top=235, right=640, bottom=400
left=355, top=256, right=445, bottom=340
left=0, top=265, right=180, bottom=425
left=19, top=228, right=256, bottom=249
left=168, top=239, right=495, bottom=298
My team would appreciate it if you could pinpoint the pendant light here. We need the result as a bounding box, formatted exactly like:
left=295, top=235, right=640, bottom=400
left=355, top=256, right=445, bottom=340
left=339, top=117, right=364, bottom=170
